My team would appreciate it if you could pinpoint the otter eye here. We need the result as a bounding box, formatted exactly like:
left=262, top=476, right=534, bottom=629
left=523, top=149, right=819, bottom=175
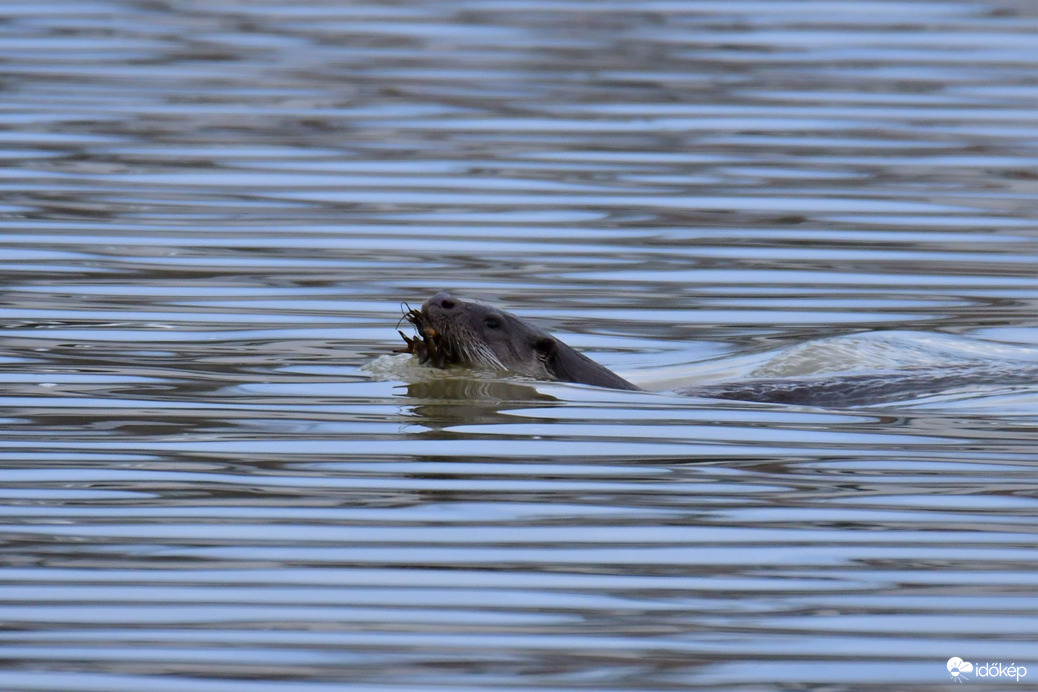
left=484, top=316, right=502, bottom=329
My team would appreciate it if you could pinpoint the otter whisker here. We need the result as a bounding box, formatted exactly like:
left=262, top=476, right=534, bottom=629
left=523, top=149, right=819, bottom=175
left=454, top=333, right=504, bottom=371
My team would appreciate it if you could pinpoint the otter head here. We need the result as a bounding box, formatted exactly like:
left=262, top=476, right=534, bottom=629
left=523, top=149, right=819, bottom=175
left=400, top=292, right=639, bottom=391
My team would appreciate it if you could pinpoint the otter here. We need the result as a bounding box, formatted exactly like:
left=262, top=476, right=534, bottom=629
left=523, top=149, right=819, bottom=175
left=399, top=292, right=1038, bottom=407
left=399, top=292, right=638, bottom=391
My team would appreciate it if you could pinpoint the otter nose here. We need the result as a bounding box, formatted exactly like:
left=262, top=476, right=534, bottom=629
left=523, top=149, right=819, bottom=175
left=424, top=292, right=457, bottom=311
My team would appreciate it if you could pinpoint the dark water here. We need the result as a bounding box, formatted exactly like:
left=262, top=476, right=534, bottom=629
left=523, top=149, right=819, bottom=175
left=1, top=1, right=1037, bottom=690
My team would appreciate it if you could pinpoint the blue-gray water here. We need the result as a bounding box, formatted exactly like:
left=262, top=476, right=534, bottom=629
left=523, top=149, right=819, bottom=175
left=1, top=1, right=1037, bottom=690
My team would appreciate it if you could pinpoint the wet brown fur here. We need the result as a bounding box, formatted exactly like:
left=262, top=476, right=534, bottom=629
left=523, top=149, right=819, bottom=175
left=399, top=293, right=638, bottom=390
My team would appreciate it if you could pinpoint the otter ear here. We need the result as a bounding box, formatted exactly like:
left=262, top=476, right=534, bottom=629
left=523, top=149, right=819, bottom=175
left=534, top=337, right=557, bottom=362
left=534, top=337, right=579, bottom=383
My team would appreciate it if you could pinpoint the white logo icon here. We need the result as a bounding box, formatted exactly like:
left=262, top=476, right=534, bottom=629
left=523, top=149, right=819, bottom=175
left=948, top=657, right=973, bottom=682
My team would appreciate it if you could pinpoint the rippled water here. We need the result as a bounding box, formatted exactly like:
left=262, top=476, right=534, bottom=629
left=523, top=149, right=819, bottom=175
left=2, top=1, right=1037, bottom=690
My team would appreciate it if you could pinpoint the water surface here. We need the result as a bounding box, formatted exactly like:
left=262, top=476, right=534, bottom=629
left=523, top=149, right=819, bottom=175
left=1, top=0, right=1037, bottom=690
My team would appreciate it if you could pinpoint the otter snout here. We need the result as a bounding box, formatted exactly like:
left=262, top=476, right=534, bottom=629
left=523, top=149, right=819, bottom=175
left=423, top=292, right=457, bottom=312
